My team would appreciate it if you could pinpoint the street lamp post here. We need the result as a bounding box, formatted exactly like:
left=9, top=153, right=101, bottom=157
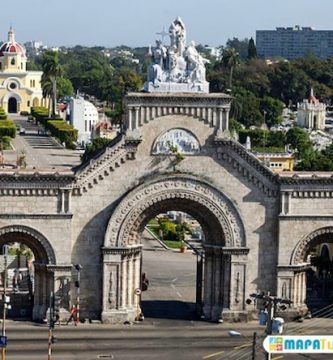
left=73, top=264, right=82, bottom=325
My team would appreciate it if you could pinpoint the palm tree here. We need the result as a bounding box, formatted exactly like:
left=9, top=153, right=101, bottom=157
left=222, top=48, right=240, bottom=90
left=41, top=51, right=62, bottom=118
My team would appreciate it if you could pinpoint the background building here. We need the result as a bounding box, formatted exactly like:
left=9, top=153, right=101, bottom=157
left=256, top=26, right=333, bottom=60
left=0, top=27, right=45, bottom=113
left=297, top=89, right=326, bottom=130
left=69, top=95, right=98, bottom=145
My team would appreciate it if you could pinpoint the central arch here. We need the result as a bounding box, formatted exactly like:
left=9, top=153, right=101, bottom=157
left=0, top=225, right=56, bottom=320
left=102, top=175, right=249, bottom=323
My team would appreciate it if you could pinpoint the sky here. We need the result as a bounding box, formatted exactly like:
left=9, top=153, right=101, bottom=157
left=2, top=0, right=333, bottom=48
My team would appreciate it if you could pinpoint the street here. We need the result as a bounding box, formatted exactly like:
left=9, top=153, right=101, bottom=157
left=2, top=115, right=81, bottom=168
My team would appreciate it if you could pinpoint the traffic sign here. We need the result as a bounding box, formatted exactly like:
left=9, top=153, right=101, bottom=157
left=134, top=288, right=141, bottom=296
left=0, top=335, right=7, bottom=348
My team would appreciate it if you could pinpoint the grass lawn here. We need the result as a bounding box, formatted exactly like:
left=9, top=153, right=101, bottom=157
left=163, top=240, right=183, bottom=249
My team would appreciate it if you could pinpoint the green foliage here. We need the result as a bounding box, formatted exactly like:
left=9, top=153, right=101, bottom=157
left=231, top=87, right=263, bottom=127
left=0, top=120, right=16, bottom=138
left=247, top=37, right=257, bottom=60
left=31, top=106, right=50, bottom=125
left=239, top=129, right=286, bottom=149
left=56, top=77, right=74, bottom=98
left=286, top=127, right=312, bottom=158
left=81, top=137, right=112, bottom=162
left=0, top=136, right=11, bottom=150
left=46, top=120, right=78, bottom=148
left=221, top=47, right=240, bottom=89
left=226, top=37, right=249, bottom=60
left=41, top=50, right=62, bottom=118
left=0, top=107, right=7, bottom=120
left=260, top=96, right=284, bottom=127
left=295, top=143, right=333, bottom=171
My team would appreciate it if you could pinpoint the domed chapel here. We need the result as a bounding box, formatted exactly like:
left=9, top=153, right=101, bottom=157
left=0, top=27, right=45, bottom=113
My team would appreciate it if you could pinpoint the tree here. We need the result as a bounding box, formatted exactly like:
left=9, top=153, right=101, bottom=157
left=247, top=37, right=257, bottom=60
left=226, top=37, right=249, bottom=60
left=231, top=87, right=263, bottom=127
left=221, top=48, right=240, bottom=90
left=286, top=127, right=312, bottom=158
left=41, top=51, right=62, bottom=118
left=259, top=96, right=284, bottom=127
left=57, top=77, right=74, bottom=99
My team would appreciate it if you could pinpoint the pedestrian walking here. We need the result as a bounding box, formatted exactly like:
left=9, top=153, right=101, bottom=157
left=66, top=304, right=78, bottom=326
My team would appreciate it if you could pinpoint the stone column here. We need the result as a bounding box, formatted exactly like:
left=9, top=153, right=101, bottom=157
left=151, top=107, right=156, bottom=120
left=120, top=255, right=127, bottom=308
left=217, top=108, right=223, bottom=134
left=127, top=107, right=133, bottom=131
left=225, top=108, right=230, bottom=131
left=134, top=107, right=140, bottom=130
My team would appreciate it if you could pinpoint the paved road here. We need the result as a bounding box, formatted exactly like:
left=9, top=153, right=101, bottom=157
left=3, top=115, right=81, bottom=169
left=3, top=319, right=333, bottom=360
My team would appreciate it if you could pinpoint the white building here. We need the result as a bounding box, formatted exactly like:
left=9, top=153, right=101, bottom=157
left=69, top=96, right=98, bottom=145
left=297, top=89, right=326, bottom=130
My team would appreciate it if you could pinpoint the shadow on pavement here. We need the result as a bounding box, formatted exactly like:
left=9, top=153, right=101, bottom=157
left=141, top=300, right=199, bottom=320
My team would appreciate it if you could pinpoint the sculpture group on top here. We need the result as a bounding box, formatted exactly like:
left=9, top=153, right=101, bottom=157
left=144, top=17, right=210, bottom=93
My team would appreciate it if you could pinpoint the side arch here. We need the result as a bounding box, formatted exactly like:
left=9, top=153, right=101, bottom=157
left=104, top=175, right=246, bottom=249
left=0, top=225, right=56, bottom=264
left=291, top=226, right=333, bottom=265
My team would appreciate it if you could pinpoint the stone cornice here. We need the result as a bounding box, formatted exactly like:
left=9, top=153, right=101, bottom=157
left=102, top=246, right=142, bottom=256
left=46, top=264, right=73, bottom=273
left=277, top=265, right=310, bottom=272
left=279, top=214, right=333, bottom=220
left=125, top=92, right=232, bottom=107
left=0, top=169, right=74, bottom=190
left=279, top=172, right=333, bottom=185
left=204, top=245, right=250, bottom=256
left=214, top=139, right=279, bottom=196
left=0, top=213, right=73, bottom=219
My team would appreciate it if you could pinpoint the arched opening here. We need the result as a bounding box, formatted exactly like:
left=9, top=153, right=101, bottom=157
left=8, top=97, right=17, bottom=113
left=307, top=236, right=333, bottom=311
left=0, top=226, right=56, bottom=321
left=103, top=176, right=247, bottom=324
left=33, top=97, right=39, bottom=107
left=313, top=115, right=318, bottom=129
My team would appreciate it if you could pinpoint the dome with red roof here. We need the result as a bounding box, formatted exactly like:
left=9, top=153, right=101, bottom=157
left=0, top=27, right=26, bottom=58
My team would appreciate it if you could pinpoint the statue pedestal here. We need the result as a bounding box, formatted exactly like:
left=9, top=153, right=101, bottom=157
left=144, top=81, right=209, bottom=94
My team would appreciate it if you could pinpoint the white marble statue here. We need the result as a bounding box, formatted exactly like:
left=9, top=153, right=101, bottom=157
left=185, top=41, right=210, bottom=83
left=145, top=17, right=209, bottom=93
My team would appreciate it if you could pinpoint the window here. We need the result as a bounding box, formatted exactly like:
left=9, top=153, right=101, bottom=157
left=27, top=101, right=30, bottom=107
left=11, top=58, right=15, bottom=65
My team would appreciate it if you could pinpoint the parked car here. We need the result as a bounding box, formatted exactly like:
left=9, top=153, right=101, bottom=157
left=19, top=127, right=26, bottom=135
left=20, top=111, right=29, bottom=116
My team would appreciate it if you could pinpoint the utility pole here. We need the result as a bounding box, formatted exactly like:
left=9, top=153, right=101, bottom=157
left=74, top=264, right=82, bottom=325
left=1, top=245, right=9, bottom=360
left=248, top=293, right=292, bottom=360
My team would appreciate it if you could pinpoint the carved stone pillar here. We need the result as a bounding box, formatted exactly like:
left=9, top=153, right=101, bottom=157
left=47, top=264, right=72, bottom=320
left=277, top=266, right=309, bottom=318
left=204, top=246, right=248, bottom=322
left=102, top=247, right=142, bottom=324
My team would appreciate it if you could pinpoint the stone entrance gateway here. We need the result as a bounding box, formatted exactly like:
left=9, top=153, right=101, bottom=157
left=102, top=176, right=249, bottom=323
left=1, top=18, right=333, bottom=324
